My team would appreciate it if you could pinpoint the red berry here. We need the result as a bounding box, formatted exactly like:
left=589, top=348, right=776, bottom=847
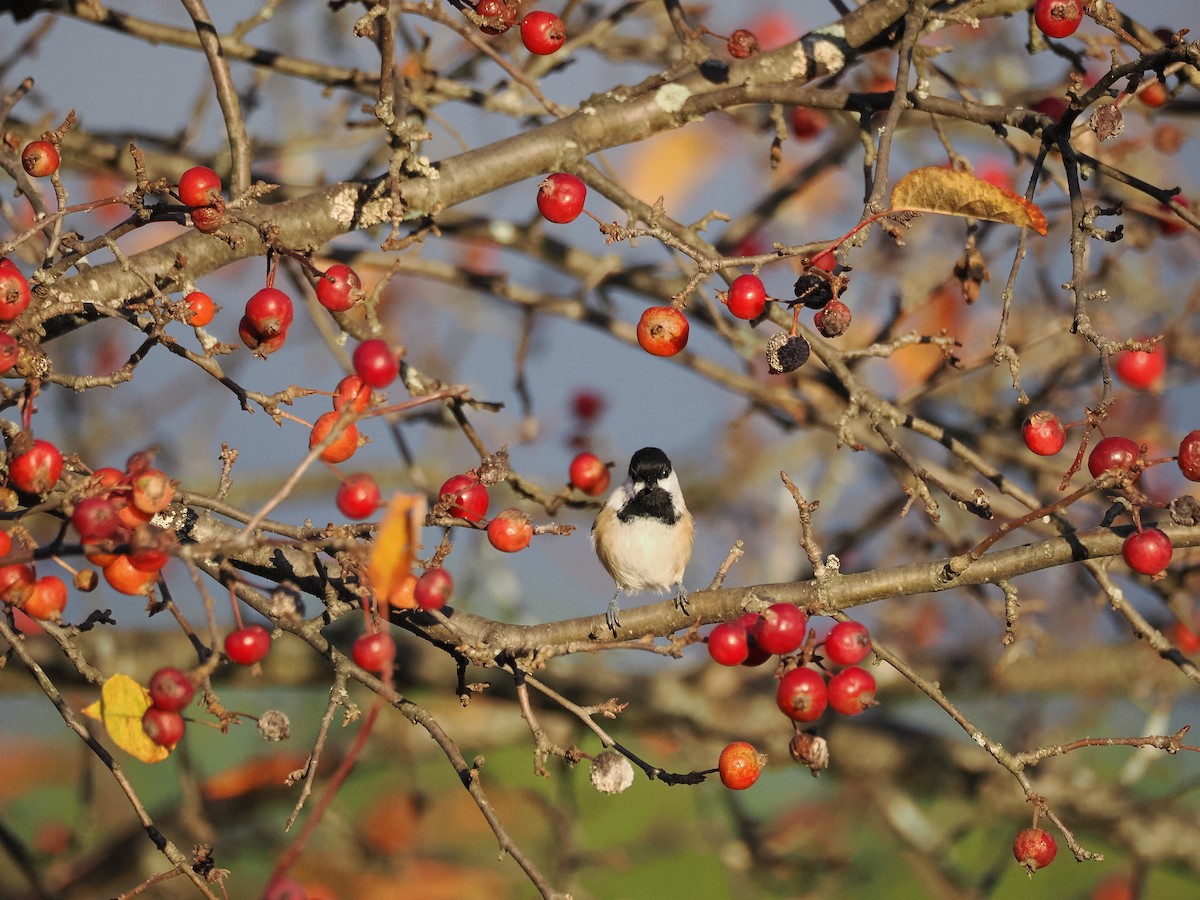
left=776, top=667, right=828, bottom=722
left=103, top=555, right=158, bottom=595
left=813, top=299, right=851, bottom=338
left=438, top=474, right=489, bottom=522
left=178, top=166, right=222, bottom=207
left=537, top=173, right=586, bottom=224
left=0, top=563, right=36, bottom=607
left=826, top=666, right=876, bottom=715
left=825, top=620, right=872, bottom=666
left=316, top=264, right=361, bottom=312
left=487, top=508, right=533, bottom=553
left=183, top=291, right=216, bottom=327
left=724, top=274, right=767, bottom=320
left=1022, top=411, right=1066, bottom=456
left=636, top=306, right=689, bottom=357
left=23, top=575, right=67, bottom=620
left=352, top=631, right=396, bottom=673
left=753, top=603, right=808, bottom=656
left=1166, top=620, right=1200, bottom=655
left=310, top=412, right=359, bottom=464
left=717, top=741, right=765, bottom=790
left=132, top=469, right=174, bottom=515
left=21, top=140, right=60, bottom=178
left=0, top=332, right=18, bottom=373
left=72, top=496, right=121, bottom=542
left=245, top=287, right=293, bottom=338
left=735, top=612, right=771, bottom=666
left=1122, top=528, right=1172, bottom=575
left=1178, top=430, right=1200, bottom=481
left=519, top=11, right=566, bottom=55
left=569, top=452, right=611, bottom=496
left=333, top=375, right=373, bottom=413
left=238, top=315, right=286, bottom=357
left=570, top=390, right=605, bottom=422
left=128, top=524, right=172, bottom=573
left=726, top=28, right=759, bottom=59
left=1033, top=0, right=1082, bottom=39
left=810, top=249, right=837, bottom=271
left=1160, top=197, right=1190, bottom=236
left=352, top=338, right=399, bottom=388
left=0, top=265, right=32, bottom=321
left=1013, top=827, right=1057, bottom=872
left=9, top=439, right=63, bottom=495
left=1114, top=345, right=1165, bottom=391
left=707, top=622, right=749, bottom=666
left=1087, top=435, right=1140, bottom=478
left=1139, top=80, right=1170, bottom=108
left=225, top=624, right=271, bottom=665
left=742, top=635, right=772, bottom=667
left=142, top=707, right=186, bottom=748
left=790, top=106, right=829, bottom=139
left=337, top=473, right=381, bottom=519
left=414, top=567, right=454, bottom=610
left=148, top=667, right=195, bottom=711
left=474, top=0, right=516, bottom=34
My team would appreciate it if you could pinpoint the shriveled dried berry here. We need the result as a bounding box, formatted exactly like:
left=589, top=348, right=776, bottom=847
left=766, top=333, right=810, bottom=374
left=814, top=300, right=851, bottom=337
left=793, top=273, right=833, bottom=310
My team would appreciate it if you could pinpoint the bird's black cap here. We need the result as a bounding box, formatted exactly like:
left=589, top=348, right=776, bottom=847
left=629, top=447, right=672, bottom=482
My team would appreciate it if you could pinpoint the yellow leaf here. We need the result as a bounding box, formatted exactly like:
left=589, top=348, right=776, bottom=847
left=367, top=493, right=426, bottom=609
left=890, top=167, right=1048, bottom=235
left=85, top=673, right=170, bottom=763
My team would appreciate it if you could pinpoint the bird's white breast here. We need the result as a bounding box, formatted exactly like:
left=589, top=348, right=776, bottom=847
left=592, top=507, right=693, bottom=593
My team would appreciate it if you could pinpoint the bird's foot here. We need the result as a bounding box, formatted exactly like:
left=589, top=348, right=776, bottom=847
left=606, top=598, right=622, bottom=634
left=673, top=587, right=690, bottom=617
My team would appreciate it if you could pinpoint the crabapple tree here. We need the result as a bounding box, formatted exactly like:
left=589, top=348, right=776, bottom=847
left=1, top=0, right=1199, bottom=897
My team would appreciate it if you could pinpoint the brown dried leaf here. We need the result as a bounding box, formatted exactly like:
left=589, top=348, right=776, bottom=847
left=890, top=167, right=1048, bottom=235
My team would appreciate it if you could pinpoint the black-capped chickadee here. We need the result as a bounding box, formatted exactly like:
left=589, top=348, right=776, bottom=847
left=592, top=447, right=694, bottom=632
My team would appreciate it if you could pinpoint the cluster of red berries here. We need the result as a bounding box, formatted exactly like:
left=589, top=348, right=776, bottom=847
left=467, top=0, right=565, bottom=53
left=188, top=258, right=362, bottom=346
left=240, top=286, right=294, bottom=357
left=21, top=140, right=60, bottom=178
left=0, top=529, right=68, bottom=621
left=436, top=469, right=531, bottom=552
left=1021, top=413, right=1200, bottom=578
left=178, top=165, right=225, bottom=234
left=309, top=341, right=397, bottom=465
left=708, top=607, right=876, bottom=726
left=705, top=612, right=874, bottom=790
left=72, top=451, right=177, bottom=596
left=142, top=666, right=196, bottom=748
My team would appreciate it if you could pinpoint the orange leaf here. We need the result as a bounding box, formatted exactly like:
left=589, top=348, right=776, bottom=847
left=81, top=673, right=170, bottom=763
left=890, top=166, right=1048, bottom=235
left=366, top=493, right=426, bottom=609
